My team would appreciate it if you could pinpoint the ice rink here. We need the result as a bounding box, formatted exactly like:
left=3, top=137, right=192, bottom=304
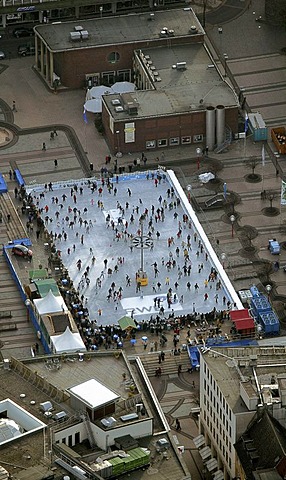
left=30, top=170, right=235, bottom=326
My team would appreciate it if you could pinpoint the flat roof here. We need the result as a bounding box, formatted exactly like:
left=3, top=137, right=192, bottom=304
left=68, top=378, right=120, bottom=409
left=103, top=44, right=237, bottom=119
left=35, top=9, right=202, bottom=52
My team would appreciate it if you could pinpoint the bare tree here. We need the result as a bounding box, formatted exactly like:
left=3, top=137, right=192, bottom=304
left=266, top=190, right=276, bottom=210
left=244, top=156, right=260, bottom=178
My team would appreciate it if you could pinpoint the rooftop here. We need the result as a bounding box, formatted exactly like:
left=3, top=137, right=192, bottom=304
left=68, top=378, right=120, bottom=409
left=35, top=8, right=202, bottom=52
left=203, top=346, right=286, bottom=413
left=103, top=43, right=237, bottom=119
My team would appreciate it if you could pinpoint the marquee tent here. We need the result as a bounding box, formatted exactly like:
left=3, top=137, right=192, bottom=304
left=33, top=290, right=68, bottom=316
left=50, top=327, right=86, bottom=354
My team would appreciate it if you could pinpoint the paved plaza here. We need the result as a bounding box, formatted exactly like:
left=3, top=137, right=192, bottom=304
left=28, top=170, right=237, bottom=328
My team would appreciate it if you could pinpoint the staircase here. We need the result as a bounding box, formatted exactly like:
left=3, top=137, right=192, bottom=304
left=0, top=192, right=37, bottom=359
left=213, top=126, right=232, bottom=154
left=80, top=413, right=96, bottom=448
left=140, top=350, right=191, bottom=377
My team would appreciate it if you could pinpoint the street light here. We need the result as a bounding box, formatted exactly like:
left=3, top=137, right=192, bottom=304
left=223, top=53, right=228, bottom=77
left=25, top=298, right=31, bottom=322
left=187, top=184, right=192, bottom=202
left=230, top=214, right=235, bottom=238
left=115, top=130, right=121, bottom=157
left=196, top=147, right=202, bottom=170
left=221, top=252, right=226, bottom=269
left=266, top=284, right=272, bottom=302
left=99, top=5, right=103, bottom=17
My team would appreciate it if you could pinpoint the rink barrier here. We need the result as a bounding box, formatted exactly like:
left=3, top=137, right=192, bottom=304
left=25, top=170, right=164, bottom=195
left=26, top=168, right=242, bottom=310
left=166, top=169, right=243, bottom=310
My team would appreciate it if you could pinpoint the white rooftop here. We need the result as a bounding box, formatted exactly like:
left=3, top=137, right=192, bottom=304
left=68, top=379, right=120, bottom=409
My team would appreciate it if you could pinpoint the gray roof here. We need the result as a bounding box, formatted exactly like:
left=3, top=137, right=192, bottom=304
left=103, top=44, right=238, bottom=119
left=35, top=9, right=202, bottom=52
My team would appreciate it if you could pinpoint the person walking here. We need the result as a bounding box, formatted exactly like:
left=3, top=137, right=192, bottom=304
left=12, top=100, right=17, bottom=112
left=54, top=159, right=58, bottom=168
left=175, top=418, right=181, bottom=431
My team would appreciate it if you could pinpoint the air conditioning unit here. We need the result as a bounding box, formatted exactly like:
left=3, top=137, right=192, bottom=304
left=81, top=30, right=89, bottom=40
left=176, top=62, right=186, bottom=71
left=115, top=106, right=124, bottom=112
left=70, top=31, right=81, bottom=41
left=112, top=99, right=121, bottom=105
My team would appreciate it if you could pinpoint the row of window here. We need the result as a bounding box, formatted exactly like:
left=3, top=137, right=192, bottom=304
left=146, top=135, right=203, bottom=149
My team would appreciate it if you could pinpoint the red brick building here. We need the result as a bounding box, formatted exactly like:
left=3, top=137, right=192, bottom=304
left=35, top=9, right=238, bottom=154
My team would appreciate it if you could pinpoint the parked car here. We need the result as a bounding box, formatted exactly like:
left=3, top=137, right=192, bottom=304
left=12, top=244, right=33, bottom=258
left=13, top=28, right=34, bottom=38
left=0, top=51, right=6, bottom=60
left=18, top=44, right=35, bottom=57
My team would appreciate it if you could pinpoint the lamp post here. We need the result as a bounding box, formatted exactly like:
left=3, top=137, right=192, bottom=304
left=230, top=214, right=235, bottom=238
left=196, top=147, right=202, bottom=170
left=223, top=53, right=228, bottom=77
left=25, top=298, right=31, bottom=322
left=115, top=130, right=121, bottom=156
left=221, top=252, right=226, bottom=269
left=187, top=184, right=192, bottom=202
left=266, top=284, right=272, bottom=302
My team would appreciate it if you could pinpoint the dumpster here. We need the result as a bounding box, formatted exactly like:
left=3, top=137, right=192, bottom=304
left=248, top=113, right=267, bottom=142
left=271, top=127, right=286, bottom=154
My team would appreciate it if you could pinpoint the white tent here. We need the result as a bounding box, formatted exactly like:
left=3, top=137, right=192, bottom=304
left=50, top=327, right=86, bottom=354
left=34, top=290, right=68, bottom=316
left=87, top=85, right=113, bottom=100
left=84, top=98, right=102, bottom=113
left=111, top=81, right=136, bottom=94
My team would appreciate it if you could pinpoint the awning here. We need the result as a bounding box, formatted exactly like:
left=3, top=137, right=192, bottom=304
left=193, top=434, right=205, bottom=448
left=213, top=471, right=224, bottom=480
left=205, top=458, right=218, bottom=472
left=199, top=446, right=211, bottom=461
left=233, top=318, right=255, bottom=331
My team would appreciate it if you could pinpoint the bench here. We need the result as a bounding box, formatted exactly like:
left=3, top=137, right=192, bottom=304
left=0, top=311, right=12, bottom=319
left=0, top=322, right=17, bottom=332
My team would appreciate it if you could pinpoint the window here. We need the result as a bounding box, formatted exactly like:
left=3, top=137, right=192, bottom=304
left=169, top=137, right=179, bottom=146
left=193, top=134, right=203, bottom=143
left=117, top=69, right=131, bottom=81
left=108, top=51, right=120, bottom=64
left=181, top=136, right=191, bottom=144
left=158, top=139, right=167, bottom=147
left=146, top=140, right=156, bottom=149
left=101, top=71, right=115, bottom=85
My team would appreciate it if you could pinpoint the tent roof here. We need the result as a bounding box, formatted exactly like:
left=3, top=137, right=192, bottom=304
left=118, top=316, right=136, bottom=330
left=233, top=318, right=255, bottom=331
left=50, top=327, right=86, bottom=353
left=229, top=309, right=252, bottom=321
left=29, top=269, right=48, bottom=281
left=34, top=279, right=60, bottom=297
left=68, top=378, right=120, bottom=409
left=34, top=290, right=67, bottom=315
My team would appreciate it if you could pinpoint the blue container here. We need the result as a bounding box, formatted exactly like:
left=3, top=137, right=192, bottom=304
left=248, top=113, right=267, bottom=142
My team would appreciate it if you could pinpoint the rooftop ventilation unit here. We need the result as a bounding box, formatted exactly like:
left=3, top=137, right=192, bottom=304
left=189, top=25, right=198, bottom=34
left=74, top=25, right=83, bottom=31
left=70, top=31, right=81, bottom=41
left=176, top=62, right=186, bottom=70
left=112, top=99, right=121, bottom=105
left=101, top=417, right=116, bottom=428
left=115, top=106, right=124, bottom=112
left=80, top=30, right=89, bottom=40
